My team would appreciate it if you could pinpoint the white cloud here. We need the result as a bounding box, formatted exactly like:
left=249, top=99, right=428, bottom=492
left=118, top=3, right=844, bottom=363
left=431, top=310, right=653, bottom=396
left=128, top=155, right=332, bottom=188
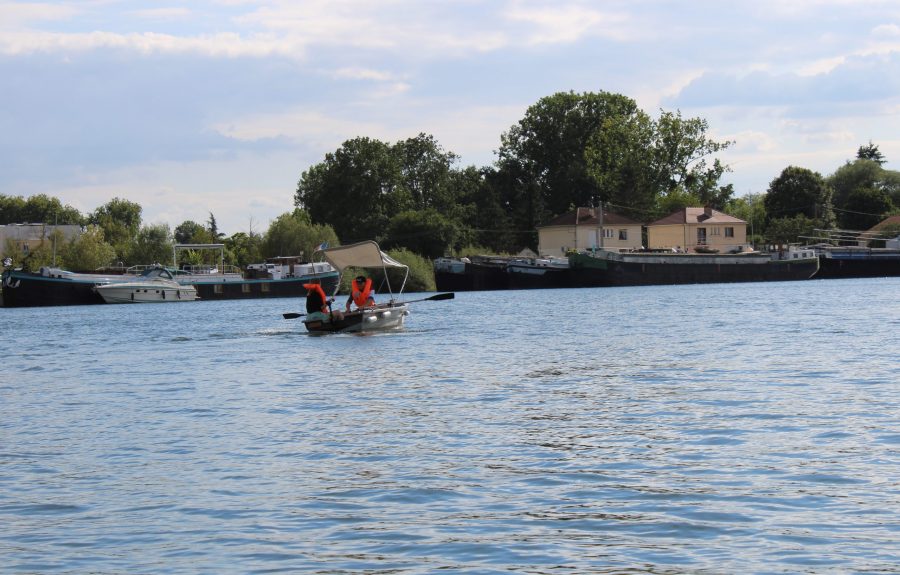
left=504, top=1, right=630, bottom=44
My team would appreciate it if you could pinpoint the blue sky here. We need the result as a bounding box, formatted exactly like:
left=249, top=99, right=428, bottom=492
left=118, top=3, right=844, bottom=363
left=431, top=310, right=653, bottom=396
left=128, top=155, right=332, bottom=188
left=2, top=0, right=899, bottom=235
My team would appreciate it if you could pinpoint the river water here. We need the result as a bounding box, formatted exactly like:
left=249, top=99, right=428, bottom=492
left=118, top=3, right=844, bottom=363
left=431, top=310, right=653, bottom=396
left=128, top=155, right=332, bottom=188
left=2, top=277, right=899, bottom=574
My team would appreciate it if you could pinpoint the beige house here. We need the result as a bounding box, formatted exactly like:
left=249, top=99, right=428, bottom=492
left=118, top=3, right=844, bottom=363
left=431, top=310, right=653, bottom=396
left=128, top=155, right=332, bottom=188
left=1, top=223, right=83, bottom=259
left=538, top=207, right=644, bottom=256
left=647, top=207, right=747, bottom=252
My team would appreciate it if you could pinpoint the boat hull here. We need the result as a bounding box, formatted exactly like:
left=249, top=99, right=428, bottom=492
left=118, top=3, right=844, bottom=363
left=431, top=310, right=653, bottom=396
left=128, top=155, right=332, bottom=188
left=303, top=304, right=409, bottom=333
left=95, top=284, right=198, bottom=304
left=569, top=252, right=820, bottom=287
left=434, top=252, right=820, bottom=292
left=814, top=250, right=900, bottom=279
left=1, top=268, right=340, bottom=308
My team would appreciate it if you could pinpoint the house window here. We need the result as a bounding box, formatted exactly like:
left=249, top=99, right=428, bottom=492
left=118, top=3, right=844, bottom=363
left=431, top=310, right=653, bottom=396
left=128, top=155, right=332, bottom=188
left=697, top=228, right=707, bottom=245
left=725, top=227, right=734, bottom=238
left=711, top=227, right=720, bottom=236
left=618, top=229, right=628, bottom=241
left=603, top=229, right=614, bottom=239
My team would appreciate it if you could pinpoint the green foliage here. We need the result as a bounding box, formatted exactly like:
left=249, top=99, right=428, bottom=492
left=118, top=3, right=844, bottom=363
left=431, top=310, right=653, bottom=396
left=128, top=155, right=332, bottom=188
left=765, top=215, right=817, bottom=246
left=657, top=188, right=702, bottom=217
left=90, top=198, right=142, bottom=262
left=225, top=231, right=263, bottom=268
left=174, top=220, right=212, bottom=244
left=764, top=166, right=835, bottom=227
left=827, top=159, right=900, bottom=227
left=62, top=225, right=116, bottom=271
left=262, top=210, right=339, bottom=260
left=384, top=209, right=458, bottom=259
left=499, top=91, right=640, bottom=220
left=296, top=137, right=400, bottom=243
left=840, top=187, right=894, bottom=230
left=725, top=193, right=767, bottom=245
left=387, top=248, right=436, bottom=292
left=0, top=194, right=83, bottom=225
left=857, top=141, right=886, bottom=165
left=128, top=223, right=173, bottom=265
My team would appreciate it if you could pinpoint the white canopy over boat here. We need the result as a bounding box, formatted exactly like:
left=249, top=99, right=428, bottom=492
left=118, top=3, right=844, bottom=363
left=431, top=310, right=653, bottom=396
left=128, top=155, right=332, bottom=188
left=317, top=240, right=409, bottom=297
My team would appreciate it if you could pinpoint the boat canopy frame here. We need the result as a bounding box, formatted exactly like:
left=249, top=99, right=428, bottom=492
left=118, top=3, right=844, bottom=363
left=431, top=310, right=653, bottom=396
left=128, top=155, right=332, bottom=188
left=316, top=240, right=409, bottom=300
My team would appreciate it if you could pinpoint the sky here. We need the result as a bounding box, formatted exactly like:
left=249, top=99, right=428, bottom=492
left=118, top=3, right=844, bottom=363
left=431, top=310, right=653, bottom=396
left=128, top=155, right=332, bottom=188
left=2, top=0, right=899, bottom=236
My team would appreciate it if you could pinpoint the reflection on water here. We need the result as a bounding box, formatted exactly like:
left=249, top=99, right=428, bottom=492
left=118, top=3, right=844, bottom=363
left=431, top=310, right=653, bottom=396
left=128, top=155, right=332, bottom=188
left=2, top=277, right=899, bottom=573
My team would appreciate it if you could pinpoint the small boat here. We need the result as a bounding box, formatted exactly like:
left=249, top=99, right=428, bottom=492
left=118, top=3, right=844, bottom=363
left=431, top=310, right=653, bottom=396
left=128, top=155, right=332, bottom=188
left=282, top=241, right=454, bottom=333
left=301, top=241, right=411, bottom=334
left=93, top=267, right=198, bottom=304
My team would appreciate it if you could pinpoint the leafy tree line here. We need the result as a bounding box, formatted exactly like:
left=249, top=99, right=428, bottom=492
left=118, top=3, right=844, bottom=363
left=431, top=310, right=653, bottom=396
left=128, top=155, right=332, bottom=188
left=296, top=91, right=736, bottom=257
left=728, top=142, right=900, bottom=247
left=0, top=196, right=341, bottom=273
left=6, top=91, right=900, bottom=274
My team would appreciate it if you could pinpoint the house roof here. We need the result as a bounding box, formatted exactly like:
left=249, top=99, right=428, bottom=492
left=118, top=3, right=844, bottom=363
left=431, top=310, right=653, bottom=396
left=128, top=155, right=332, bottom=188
left=867, top=215, right=900, bottom=232
left=649, top=207, right=745, bottom=226
left=540, top=207, right=643, bottom=228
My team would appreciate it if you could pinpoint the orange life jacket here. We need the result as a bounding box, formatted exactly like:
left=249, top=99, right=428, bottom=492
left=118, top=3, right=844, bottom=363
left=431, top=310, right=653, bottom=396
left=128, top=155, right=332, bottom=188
left=304, top=283, right=329, bottom=313
left=350, top=278, right=373, bottom=308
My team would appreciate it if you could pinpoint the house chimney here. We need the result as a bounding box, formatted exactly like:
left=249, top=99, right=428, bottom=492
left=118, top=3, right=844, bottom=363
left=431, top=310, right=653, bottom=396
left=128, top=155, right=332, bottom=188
left=704, top=205, right=713, bottom=217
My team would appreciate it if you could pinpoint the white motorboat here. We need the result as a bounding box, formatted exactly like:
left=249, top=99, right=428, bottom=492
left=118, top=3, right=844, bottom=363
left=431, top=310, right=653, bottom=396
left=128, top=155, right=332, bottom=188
left=94, top=267, right=198, bottom=304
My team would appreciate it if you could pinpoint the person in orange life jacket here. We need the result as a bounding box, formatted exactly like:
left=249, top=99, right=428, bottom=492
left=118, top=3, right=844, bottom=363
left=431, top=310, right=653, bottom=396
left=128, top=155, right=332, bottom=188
left=345, top=274, right=376, bottom=312
left=304, top=280, right=334, bottom=321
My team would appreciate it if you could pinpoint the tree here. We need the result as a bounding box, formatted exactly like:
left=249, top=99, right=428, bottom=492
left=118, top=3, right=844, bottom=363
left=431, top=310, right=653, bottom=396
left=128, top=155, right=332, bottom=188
left=384, top=209, right=458, bottom=259
left=857, top=141, right=886, bottom=165
left=764, top=166, right=835, bottom=227
left=90, top=198, right=142, bottom=262
left=62, top=225, right=116, bottom=271
left=828, top=158, right=900, bottom=226
left=840, top=187, right=894, bottom=230
left=766, top=215, right=816, bottom=247
left=262, top=210, right=339, bottom=260
left=725, top=193, right=767, bottom=245
left=225, top=231, right=263, bottom=268
left=394, top=133, right=459, bottom=213
left=498, top=91, right=640, bottom=220
left=174, top=220, right=210, bottom=244
left=0, top=194, right=82, bottom=225
left=296, top=137, right=400, bottom=243
left=128, top=223, right=173, bottom=265
left=207, top=213, right=224, bottom=240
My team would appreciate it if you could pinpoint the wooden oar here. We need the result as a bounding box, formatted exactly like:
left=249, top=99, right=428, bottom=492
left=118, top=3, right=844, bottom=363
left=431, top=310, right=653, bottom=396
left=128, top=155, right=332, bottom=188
left=282, top=292, right=453, bottom=320
left=397, top=292, right=455, bottom=304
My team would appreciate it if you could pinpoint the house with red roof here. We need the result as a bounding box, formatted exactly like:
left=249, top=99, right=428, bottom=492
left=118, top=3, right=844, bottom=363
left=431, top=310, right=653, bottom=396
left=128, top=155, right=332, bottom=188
left=537, top=207, right=643, bottom=256
left=646, top=207, right=747, bottom=252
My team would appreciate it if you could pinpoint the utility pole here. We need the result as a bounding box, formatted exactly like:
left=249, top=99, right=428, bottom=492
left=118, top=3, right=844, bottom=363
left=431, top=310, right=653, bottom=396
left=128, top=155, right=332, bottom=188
left=598, top=201, right=604, bottom=249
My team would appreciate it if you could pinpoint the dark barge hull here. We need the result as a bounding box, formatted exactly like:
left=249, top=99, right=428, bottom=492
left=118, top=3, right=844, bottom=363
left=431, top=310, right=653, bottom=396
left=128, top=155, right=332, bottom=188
left=435, top=253, right=820, bottom=292
left=1, top=269, right=340, bottom=308
left=568, top=252, right=820, bottom=287
left=814, top=252, right=900, bottom=279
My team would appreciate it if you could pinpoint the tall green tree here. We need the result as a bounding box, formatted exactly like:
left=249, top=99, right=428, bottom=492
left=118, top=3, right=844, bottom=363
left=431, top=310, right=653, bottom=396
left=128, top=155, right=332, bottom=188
left=840, top=187, right=894, bottom=230
left=857, top=141, right=885, bottom=164
left=296, top=137, right=400, bottom=243
left=90, top=198, right=142, bottom=261
left=498, top=91, right=640, bottom=220
left=128, top=223, right=174, bottom=265
left=62, top=225, right=116, bottom=271
left=828, top=158, right=900, bottom=226
left=225, top=231, right=263, bottom=268
left=174, top=220, right=211, bottom=244
left=764, top=167, right=835, bottom=227
left=383, top=209, right=458, bottom=259
left=262, top=210, right=339, bottom=260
